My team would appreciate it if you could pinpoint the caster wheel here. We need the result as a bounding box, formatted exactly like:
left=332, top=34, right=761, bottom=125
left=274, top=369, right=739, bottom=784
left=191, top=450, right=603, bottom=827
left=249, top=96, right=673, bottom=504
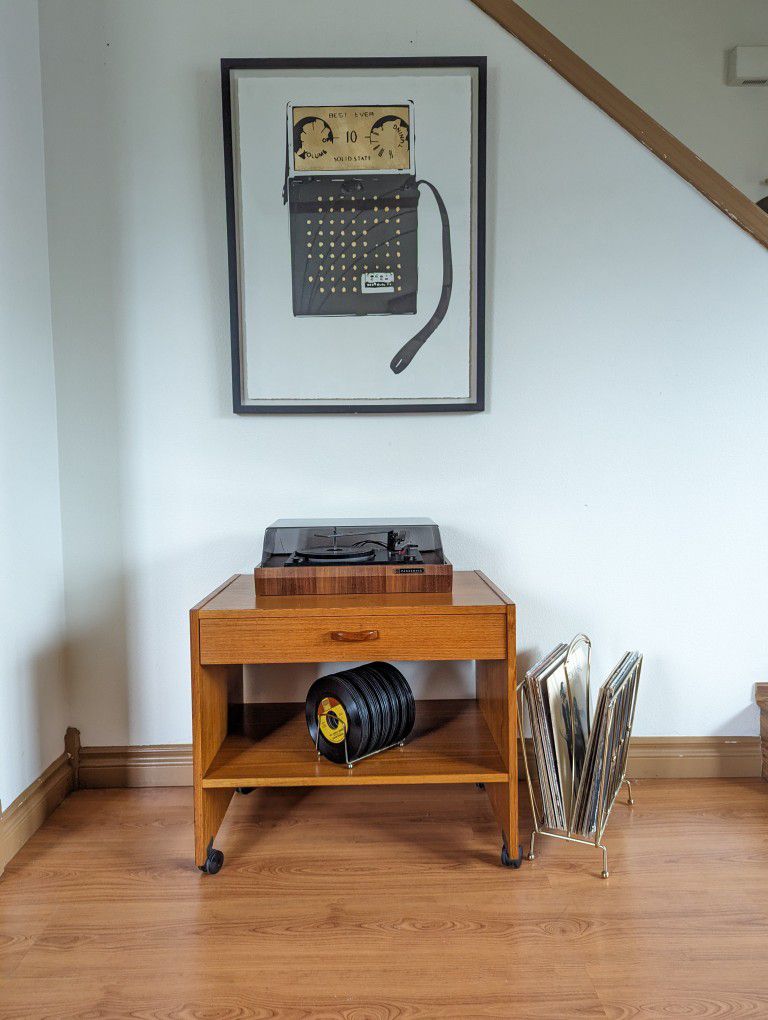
left=601, top=870, right=610, bottom=880
left=501, top=843, right=524, bottom=869
left=199, top=848, right=224, bottom=875
left=475, top=782, right=485, bottom=790
left=236, top=787, right=255, bottom=795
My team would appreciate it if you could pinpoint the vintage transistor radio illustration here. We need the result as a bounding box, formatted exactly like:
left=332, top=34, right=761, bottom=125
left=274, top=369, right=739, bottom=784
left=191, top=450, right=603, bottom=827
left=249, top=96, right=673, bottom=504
left=284, top=102, right=452, bottom=374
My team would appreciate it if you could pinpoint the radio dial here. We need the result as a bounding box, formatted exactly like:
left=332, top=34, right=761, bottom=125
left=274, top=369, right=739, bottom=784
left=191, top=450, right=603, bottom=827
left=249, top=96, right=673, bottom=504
left=367, top=115, right=409, bottom=159
left=294, top=117, right=334, bottom=161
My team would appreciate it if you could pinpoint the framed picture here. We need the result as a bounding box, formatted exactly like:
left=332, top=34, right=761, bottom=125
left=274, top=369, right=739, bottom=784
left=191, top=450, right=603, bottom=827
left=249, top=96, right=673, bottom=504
left=221, top=57, right=486, bottom=414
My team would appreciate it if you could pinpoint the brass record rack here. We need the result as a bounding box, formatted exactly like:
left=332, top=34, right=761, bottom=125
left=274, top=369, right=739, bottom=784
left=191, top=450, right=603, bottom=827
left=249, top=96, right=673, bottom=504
left=517, top=635, right=642, bottom=878
left=313, top=715, right=406, bottom=769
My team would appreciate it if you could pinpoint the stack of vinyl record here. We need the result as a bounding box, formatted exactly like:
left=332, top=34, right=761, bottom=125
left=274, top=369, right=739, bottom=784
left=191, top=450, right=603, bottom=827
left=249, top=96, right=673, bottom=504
left=524, top=642, right=584, bottom=830
left=522, top=638, right=641, bottom=836
left=571, top=651, right=641, bottom=837
left=306, top=662, right=416, bottom=765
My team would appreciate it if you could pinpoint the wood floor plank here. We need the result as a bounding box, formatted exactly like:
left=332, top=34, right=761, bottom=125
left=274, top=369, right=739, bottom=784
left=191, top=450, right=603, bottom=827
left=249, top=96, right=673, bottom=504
left=0, top=903, right=56, bottom=982
left=0, top=979, right=606, bottom=1020
left=0, top=780, right=765, bottom=1019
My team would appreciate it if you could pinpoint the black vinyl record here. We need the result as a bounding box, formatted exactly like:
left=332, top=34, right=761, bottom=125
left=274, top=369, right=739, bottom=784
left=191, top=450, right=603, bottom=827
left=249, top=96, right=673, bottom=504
left=380, top=666, right=403, bottom=746
left=359, top=663, right=395, bottom=748
left=387, top=664, right=410, bottom=743
left=374, top=661, right=415, bottom=742
left=344, top=668, right=379, bottom=757
left=305, top=673, right=370, bottom=763
left=306, top=661, right=416, bottom=765
left=376, top=663, right=403, bottom=747
left=401, top=679, right=416, bottom=739
left=346, top=667, right=382, bottom=756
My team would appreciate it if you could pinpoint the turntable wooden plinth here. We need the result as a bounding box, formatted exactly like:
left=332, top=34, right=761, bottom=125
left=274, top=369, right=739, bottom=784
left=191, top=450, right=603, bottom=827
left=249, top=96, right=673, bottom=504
left=254, top=561, right=453, bottom=596
left=190, top=570, right=520, bottom=874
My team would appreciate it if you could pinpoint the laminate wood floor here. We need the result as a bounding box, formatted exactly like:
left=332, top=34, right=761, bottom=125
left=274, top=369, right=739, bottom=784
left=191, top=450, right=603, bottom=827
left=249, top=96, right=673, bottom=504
left=0, top=779, right=766, bottom=1018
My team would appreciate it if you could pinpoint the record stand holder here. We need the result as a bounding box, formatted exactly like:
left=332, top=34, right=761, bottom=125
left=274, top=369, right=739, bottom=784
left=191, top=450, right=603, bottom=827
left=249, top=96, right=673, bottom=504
left=314, top=713, right=407, bottom=769
left=516, top=635, right=642, bottom=879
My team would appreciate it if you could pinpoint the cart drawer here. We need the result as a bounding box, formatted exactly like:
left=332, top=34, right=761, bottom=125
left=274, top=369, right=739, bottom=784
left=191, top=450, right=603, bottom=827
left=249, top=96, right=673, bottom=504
left=199, top=612, right=506, bottom=664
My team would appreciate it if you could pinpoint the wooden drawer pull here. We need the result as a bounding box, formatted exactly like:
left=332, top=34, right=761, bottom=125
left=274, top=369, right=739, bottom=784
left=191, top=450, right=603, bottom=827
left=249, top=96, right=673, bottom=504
left=330, top=629, right=380, bottom=643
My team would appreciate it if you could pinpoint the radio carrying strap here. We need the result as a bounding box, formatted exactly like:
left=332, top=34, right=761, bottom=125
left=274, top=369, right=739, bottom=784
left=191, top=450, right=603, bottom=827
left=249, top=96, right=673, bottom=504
left=390, top=179, right=453, bottom=374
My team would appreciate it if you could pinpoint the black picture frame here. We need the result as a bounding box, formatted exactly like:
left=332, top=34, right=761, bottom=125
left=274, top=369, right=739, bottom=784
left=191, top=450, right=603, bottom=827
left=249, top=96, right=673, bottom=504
left=221, top=56, right=487, bottom=414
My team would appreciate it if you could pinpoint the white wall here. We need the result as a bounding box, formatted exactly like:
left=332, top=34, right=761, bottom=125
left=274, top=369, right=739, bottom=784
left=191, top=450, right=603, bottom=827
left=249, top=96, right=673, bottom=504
left=0, top=0, right=68, bottom=806
left=521, top=0, right=768, bottom=202
left=38, top=0, right=768, bottom=746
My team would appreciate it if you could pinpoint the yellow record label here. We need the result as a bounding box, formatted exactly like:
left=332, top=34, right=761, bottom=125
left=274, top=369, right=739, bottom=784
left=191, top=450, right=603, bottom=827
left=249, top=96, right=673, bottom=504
left=291, top=105, right=411, bottom=172
left=318, top=696, right=349, bottom=745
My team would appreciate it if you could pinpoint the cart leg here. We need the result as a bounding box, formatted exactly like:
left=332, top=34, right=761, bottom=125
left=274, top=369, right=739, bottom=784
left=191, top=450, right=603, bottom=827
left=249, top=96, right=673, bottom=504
left=501, top=838, right=524, bottom=869
left=624, top=777, right=634, bottom=806
left=484, top=782, right=520, bottom=866
left=476, top=642, right=520, bottom=871
left=195, top=787, right=233, bottom=870
left=528, top=830, right=536, bottom=861
left=190, top=648, right=239, bottom=870
left=199, top=837, right=225, bottom=875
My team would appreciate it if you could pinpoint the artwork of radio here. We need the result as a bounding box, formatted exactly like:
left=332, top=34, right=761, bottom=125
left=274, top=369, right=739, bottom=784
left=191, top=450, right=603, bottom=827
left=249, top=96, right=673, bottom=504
left=285, top=103, right=453, bottom=374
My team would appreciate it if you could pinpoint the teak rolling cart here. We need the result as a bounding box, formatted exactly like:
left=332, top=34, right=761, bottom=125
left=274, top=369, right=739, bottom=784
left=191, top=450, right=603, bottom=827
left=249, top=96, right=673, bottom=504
left=190, top=571, right=521, bottom=874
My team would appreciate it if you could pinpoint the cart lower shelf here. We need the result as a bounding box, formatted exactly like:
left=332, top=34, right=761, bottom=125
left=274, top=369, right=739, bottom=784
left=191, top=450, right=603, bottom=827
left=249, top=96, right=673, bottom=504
left=203, top=699, right=508, bottom=788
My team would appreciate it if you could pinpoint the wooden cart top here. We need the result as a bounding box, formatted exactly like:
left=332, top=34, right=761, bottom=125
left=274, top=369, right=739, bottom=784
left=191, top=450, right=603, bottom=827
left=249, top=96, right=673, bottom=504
left=192, top=570, right=512, bottom=618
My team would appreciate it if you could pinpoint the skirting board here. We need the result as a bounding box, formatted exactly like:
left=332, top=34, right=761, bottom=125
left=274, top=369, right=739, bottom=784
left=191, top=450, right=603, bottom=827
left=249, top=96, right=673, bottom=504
left=79, top=745, right=195, bottom=788
left=78, top=736, right=762, bottom=788
left=0, top=751, right=74, bottom=873
left=624, top=736, right=761, bottom=779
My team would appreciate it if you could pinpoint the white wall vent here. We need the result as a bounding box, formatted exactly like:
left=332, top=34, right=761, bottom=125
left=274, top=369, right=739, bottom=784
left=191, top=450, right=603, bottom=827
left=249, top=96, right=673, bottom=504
left=727, top=46, right=768, bottom=86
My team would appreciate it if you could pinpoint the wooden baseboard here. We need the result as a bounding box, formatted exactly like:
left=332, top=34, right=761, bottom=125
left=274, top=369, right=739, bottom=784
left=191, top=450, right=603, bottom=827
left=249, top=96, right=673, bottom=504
left=0, top=751, right=74, bottom=873
left=77, top=735, right=762, bottom=789
left=79, top=745, right=194, bottom=788
left=624, top=736, right=761, bottom=779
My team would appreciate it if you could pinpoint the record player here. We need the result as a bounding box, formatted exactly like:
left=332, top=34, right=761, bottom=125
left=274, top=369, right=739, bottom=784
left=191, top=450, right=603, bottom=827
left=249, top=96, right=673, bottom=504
left=255, top=518, right=453, bottom=595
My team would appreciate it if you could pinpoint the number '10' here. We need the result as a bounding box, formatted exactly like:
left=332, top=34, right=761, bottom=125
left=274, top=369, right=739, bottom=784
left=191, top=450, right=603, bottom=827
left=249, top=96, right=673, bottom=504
left=345, top=130, right=358, bottom=143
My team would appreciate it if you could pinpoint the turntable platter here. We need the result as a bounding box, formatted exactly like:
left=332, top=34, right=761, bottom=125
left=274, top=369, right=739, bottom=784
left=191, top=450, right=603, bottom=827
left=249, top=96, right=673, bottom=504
left=294, top=546, right=377, bottom=565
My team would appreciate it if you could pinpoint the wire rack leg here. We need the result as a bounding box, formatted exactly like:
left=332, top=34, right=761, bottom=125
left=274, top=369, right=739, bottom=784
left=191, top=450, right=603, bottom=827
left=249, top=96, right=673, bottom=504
left=623, top=777, right=634, bottom=805
left=528, top=830, right=536, bottom=861
left=600, top=843, right=609, bottom=879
